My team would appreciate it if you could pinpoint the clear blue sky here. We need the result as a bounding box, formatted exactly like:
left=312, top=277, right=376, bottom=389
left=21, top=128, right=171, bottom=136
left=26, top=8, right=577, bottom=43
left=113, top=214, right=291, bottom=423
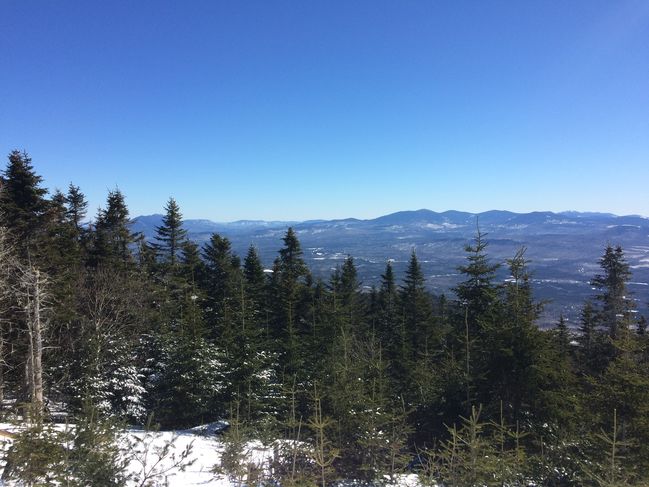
left=1, top=1, right=648, bottom=221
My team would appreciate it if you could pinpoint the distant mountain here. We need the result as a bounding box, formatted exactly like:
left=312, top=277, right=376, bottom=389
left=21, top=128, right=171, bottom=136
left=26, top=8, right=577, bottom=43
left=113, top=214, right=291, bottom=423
left=132, top=210, right=649, bottom=326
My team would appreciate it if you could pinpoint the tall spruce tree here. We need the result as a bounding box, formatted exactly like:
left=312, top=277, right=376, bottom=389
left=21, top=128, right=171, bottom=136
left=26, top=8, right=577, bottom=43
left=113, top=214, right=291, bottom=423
left=90, top=189, right=137, bottom=268
left=243, top=245, right=267, bottom=323
left=331, top=256, right=364, bottom=338
left=475, top=248, right=536, bottom=422
left=66, top=183, right=88, bottom=234
left=591, top=245, right=634, bottom=340
left=554, top=314, right=571, bottom=359
left=0, top=150, right=48, bottom=255
left=153, top=197, right=187, bottom=267
left=175, top=240, right=207, bottom=338
left=454, top=228, right=500, bottom=335
left=400, top=251, right=435, bottom=358
left=180, top=240, right=205, bottom=285
left=270, top=228, right=310, bottom=380
left=202, top=233, right=240, bottom=341
left=376, top=261, right=400, bottom=363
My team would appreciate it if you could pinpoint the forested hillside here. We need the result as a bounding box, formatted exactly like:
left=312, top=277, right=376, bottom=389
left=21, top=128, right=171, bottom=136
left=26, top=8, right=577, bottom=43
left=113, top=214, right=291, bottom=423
left=1, top=150, right=648, bottom=485
left=131, top=210, right=649, bottom=327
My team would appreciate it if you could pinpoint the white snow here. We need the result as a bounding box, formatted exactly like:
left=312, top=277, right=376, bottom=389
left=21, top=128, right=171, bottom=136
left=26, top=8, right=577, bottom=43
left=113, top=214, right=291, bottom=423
left=0, top=422, right=423, bottom=486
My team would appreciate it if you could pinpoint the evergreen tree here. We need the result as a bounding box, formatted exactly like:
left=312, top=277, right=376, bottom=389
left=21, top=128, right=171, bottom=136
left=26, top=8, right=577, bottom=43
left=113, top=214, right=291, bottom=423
left=176, top=240, right=207, bottom=337
left=242, top=245, right=267, bottom=324
left=555, top=314, right=571, bottom=359
left=577, top=301, right=596, bottom=366
left=478, top=248, right=540, bottom=422
left=66, top=183, right=88, bottom=234
left=449, top=229, right=502, bottom=417
left=638, top=315, right=647, bottom=337
left=591, top=245, right=634, bottom=340
left=376, top=261, right=401, bottom=371
left=201, top=233, right=239, bottom=340
left=400, top=250, right=436, bottom=358
left=270, top=228, right=310, bottom=381
left=146, top=333, right=225, bottom=428
left=41, top=190, right=88, bottom=396
left=149, top=199, right=191, bottom=326
left=0, top=150, right=48, bottom=255
left=327, top=256, right=365, bottom=355
left=589, top=337, right=649, bottom=477
left=90, top=189, right=137, bottom=268
left=180, top=240, right=205, bottom=284
left=454, top=228, right=500, bottom=335
left=152, top=197, right=187, bottom=267
left=325, top=330, right=410, bottom=480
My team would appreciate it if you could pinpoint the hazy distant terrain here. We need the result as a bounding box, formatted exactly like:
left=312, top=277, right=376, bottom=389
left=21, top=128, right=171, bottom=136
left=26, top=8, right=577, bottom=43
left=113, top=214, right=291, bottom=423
left=133, top=209, right=649, bottom=326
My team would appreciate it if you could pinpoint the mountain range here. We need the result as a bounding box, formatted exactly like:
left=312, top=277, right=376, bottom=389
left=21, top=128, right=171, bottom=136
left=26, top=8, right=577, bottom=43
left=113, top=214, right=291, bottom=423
left=132, top=209, right=649, bottom=327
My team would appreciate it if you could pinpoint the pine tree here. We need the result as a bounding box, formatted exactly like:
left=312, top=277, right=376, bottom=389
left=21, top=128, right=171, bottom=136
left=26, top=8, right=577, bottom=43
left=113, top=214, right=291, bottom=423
left=325, top=329, right=410, bottom=480
left=146, top=333, right=225, bottom=428
left=180, top=240, right=205, bottom=284
left=339, top=256, right=362, bottom=323
left=64, top=402, right=129, bottom=486
left=270, top=228, right=310, bottom=381
left=454, top=228, right=500, bottom=335
left=201, top=233, right=239, bottom=340
left=149, top=199, right=191, bottom=327
left=242, top=245, right=267, bottom=324
left=66, top=183, right=88, bottom=234
left=41, top=190, right=88, bottom=397
left=327, top=256, right=365, bottom=353
left=90, top=189, right=138, bottom=268
left=400, top=250, right=435, bottom=358
left=152, top=197, right=187, bottom=267
left=177, top=240, right=207, bottom=338
left=589, top=340, right=649, bottom=478
left=0, top=150, right=48, bottom=255
left=591, top=245, right=634, bottom=340
left=577, top=301, right=597, bottom=369
left=477, top=248, right=539, bottom=422
left=638, top=315, right=647, bottom=337
left=555, top=314, right=571, bottom=359
left=239, top=245, right=278, bottom=418
left=376, top=261, right=401, bottom=373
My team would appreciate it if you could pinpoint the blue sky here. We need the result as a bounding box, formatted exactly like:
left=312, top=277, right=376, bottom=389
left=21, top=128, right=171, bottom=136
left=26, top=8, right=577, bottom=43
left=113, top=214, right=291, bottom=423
left=1, top=1, right=648, bottom=221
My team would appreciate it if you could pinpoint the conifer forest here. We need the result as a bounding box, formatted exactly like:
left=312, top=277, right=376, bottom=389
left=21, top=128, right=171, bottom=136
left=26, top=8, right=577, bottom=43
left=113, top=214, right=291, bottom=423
left=1, top=149, right=649, bottom=486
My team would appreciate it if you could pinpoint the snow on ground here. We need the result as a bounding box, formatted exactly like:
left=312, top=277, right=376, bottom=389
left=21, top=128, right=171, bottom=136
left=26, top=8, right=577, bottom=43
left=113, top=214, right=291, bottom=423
left=0, top=422, right=422, bottom=486
left=124, top=428, right=226, bottom=486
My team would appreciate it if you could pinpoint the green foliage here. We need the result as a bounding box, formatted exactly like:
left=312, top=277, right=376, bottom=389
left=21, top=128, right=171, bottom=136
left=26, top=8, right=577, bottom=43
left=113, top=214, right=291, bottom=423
left=90, top=189, right=138, bottom=268
left=146, top=333, right=225, bottom=429
left=2, top=404, right=127, bottom=486
left=3, top=153, right=649, bottom=484
left=1, top=421, right=67, bottom=486
left=66, top=183, right=88, bottom=233
left=400, top=251, right=436, bottom=366
left=591, top=245, right=634, bottom=340
left=0, top=150, right=48, bottom=252
left=63, top=403, right=129, bottom=487
left=153, top=197, right=187, bottom=267
left=214, top=402, right=268, bottom=486
left=579, top=409, right=638, bottom=487
left=307, top=387, right=339, bottom=487
left=420, top=405, right=529, bottom=487
left=454, top=228, right=501, bottom=334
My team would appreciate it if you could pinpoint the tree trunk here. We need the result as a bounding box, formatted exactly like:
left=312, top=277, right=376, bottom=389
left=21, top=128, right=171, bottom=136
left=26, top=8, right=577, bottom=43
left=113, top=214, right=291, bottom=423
left=32, top=269, right=44, bottom=406
left=22, top=265, right=46, bottom=419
